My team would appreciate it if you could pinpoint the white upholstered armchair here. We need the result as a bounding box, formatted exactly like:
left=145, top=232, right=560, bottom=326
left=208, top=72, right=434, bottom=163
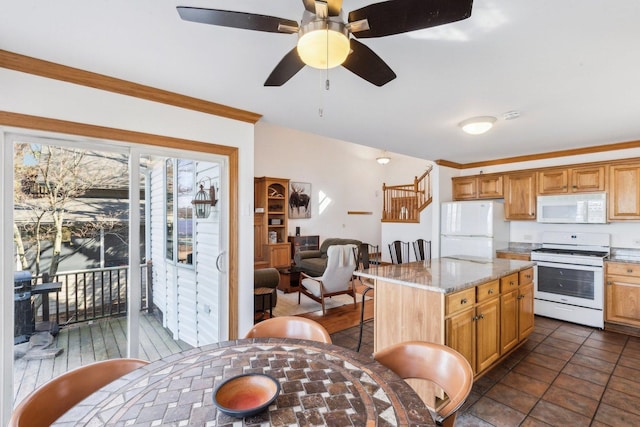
left=297, top=244, right=357, bottom=315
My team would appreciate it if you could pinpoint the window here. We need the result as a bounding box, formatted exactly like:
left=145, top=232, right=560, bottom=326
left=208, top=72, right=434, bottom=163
left=166, top=158, right=194, bottom=265
left=166, top=159, right=174, bottom=260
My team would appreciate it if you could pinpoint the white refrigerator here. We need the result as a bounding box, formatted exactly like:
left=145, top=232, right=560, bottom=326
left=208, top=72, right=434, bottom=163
left=440, top=200, right=510, bottom=259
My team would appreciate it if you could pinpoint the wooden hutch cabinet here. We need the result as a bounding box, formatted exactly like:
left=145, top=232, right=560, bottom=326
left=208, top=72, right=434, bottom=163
left=254, top=177, right=291, bottom=269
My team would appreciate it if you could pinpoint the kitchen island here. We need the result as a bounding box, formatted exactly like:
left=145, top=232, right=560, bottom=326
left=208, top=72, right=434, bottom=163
left=354, top=256, right=535, bottom=406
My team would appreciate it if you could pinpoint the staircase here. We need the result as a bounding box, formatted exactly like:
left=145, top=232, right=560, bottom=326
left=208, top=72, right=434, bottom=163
left=382, top=167, right=432, bottom=223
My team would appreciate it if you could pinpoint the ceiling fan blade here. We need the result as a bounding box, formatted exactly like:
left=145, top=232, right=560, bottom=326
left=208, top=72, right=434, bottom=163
left=342, top=39, right=396, bottom=87
left=302, top=0, right=342, bottom=16
left=264, top=48, right=306, bottom=86
left=177, top=7, right=298, bottom=33
left=348, top=0, right=473, bottom=38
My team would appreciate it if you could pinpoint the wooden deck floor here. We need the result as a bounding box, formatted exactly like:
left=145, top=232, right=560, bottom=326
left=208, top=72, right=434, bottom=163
left=13, top=313, right=192, bottom=406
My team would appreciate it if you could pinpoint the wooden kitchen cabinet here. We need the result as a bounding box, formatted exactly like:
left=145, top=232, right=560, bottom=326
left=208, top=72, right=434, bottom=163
left=452, top=174, right=503, bottom=200
left=609, top=163, right=640, bottom=220
left=446, top=281, right=500, bottom=374
left=500, top=268, right=534, bottom=354
left=475, top=296, right=501, bottom=373
left=452, top=176, right=477, bottom=200
left=518, top=281, right=535, bottom=339
left=537, top=165, right=606, bottom=195
left=503, top=172, right=536, bottom=220
left=606, top=262, right=640, bottom=327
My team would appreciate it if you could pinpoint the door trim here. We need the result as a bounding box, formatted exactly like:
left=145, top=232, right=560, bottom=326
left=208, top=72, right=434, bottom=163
left=0, top=111, right=240, bottom=338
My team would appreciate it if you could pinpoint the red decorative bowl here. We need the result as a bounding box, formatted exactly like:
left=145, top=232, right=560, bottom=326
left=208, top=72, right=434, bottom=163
left=213, top=373, right=281, bottom=418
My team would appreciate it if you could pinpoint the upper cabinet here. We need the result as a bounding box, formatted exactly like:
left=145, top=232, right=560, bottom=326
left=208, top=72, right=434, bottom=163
left=538, top=165, right=606, bottom=195
left=609, top=162, right=640, bottom=220
left=452, top=174, right=503, bottom=200
left=504, top=172, right=536, bottom=220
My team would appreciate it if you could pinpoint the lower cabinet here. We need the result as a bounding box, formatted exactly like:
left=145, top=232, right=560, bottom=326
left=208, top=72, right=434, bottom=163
left=606, top=262, right=640, bottom=327
left=447, top=292, right=501, bottom=375
left=375, top=266, right=535, bottom=382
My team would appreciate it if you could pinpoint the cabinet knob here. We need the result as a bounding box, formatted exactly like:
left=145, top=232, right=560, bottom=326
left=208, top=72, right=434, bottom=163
left=488, top=288, right=494, bottom=294
left=461, top=298, right=468, bottom=304
left=473, top=315, right=479, bottom=321
left=525, top=274, right=532, bottom=279
left=478, top=314, right=485, bottom=319
left=607, top=281, right=612, bottom=285
left=510, top=281, right=516, bottom=286
left=627, top=269, right=633, bottom=274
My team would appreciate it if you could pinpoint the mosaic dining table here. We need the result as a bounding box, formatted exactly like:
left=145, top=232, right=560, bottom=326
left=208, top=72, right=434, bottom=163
left=53, top=338, right=435, bottom=426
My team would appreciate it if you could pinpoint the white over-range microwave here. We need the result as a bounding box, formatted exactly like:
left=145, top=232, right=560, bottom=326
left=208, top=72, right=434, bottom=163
left=536, top=193, right=607, bottom=224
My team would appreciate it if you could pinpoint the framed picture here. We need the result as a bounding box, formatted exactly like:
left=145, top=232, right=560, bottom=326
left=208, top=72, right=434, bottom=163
left=289, top=182, right=311, bottom=219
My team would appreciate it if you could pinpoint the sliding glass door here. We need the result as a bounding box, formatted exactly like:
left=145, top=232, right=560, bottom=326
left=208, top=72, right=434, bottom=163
left=8, top=133, right=228, bottom=407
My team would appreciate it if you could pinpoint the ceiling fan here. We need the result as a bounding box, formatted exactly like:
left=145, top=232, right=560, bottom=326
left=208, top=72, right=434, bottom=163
left=177, top=0, right=473, bottom=87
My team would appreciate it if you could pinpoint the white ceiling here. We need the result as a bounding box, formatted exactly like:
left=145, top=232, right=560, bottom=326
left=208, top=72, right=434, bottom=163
left=2, top=0, right=640, bottom=164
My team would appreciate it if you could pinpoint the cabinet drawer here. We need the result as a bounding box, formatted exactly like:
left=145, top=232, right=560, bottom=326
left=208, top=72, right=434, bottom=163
left=446, top=288, right=475, bottom=316
left=519, top=268, right=534, bottom=286
left=477, top=280, right=499, bottom=302
left=607, top=262, right=640, bottom=277
left=500, top=273, right=519, bottom=292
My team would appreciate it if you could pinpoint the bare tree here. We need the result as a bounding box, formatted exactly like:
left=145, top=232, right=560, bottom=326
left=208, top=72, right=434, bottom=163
left=13, top=143, right=128, bottom=276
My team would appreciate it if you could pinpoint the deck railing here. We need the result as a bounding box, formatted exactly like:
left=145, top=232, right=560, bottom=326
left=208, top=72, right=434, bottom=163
left=382, top=167, right=433, bottom=222
left=32, top=263, right=151, bottom=327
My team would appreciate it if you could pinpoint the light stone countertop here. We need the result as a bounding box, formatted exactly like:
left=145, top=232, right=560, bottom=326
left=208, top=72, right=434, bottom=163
left=354, top=256, right=535, bottom=294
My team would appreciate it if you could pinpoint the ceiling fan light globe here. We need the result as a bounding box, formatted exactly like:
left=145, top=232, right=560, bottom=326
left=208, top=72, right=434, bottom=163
left=297, top=21, right=350, bottom=69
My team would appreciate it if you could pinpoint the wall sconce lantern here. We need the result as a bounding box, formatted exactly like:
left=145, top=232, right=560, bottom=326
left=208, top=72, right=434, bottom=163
left=192, top=179, right=218, bottom=219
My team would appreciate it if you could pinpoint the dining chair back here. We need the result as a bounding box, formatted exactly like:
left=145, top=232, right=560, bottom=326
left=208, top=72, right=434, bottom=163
left=388, top=240, right=410, bottom=264
left=374, top=341, right=473, bottom=427
left=413, top=239, right=432, bottom=261
left=298, top=244, right=358, bottom=315
left=244, top=316, right=332, bottom=343
left=9, top=358, right=149, bottom=427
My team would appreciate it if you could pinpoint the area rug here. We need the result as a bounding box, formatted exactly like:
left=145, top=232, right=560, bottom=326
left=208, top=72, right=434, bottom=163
left=273, top=291, right=368, bottom=317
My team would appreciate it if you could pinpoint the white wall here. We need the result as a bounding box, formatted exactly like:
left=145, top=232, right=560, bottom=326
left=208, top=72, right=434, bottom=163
left=448, top=148, right=640, bottom=250
left=0, top=68, right=255, bottom=424
left=255, top=122, right=433, bottom=250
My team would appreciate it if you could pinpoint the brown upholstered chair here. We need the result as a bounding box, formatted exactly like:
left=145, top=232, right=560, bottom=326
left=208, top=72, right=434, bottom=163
left=9, top=358, right=149, bottom=427
left=244, top=316, right=332, bottom=344
left=374, top=341, right=473, bottom=427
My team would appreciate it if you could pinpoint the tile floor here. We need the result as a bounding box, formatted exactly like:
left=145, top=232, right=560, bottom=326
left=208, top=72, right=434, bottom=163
left=330, top=316, right=640, bottom=426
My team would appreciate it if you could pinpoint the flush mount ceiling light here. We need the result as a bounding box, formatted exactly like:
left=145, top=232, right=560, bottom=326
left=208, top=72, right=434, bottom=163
left=297, top=20, right=350, bottom=69
left=459, top=116, right=497, bottom=135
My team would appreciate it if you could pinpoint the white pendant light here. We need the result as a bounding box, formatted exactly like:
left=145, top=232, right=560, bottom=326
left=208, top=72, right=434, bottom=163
left=459, top=116, right=497, bottom=135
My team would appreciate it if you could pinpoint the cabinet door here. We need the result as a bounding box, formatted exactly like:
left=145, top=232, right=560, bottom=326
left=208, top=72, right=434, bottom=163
left=452, top=177, right=477, bottom=200
left=609, top=164, right=640, bottom=220
left=571, top=165, right=605, bottom=193
left=478, top=175, right=503, bottom=199
left=504, top=172, right=537, bottom=220
left=476, top=298, right=500, bottom=373
left=269, top=243, right=291, bottom=268
left=518, top=282, right=535, bottom=339
left=500, top=289, right=519, bottom=354
left=446, top=309, right=476, bottom=373
left=606, top=273, right=640, bottom=326
left=538, top=169, right=569, bottom=194
left=254, top=218, right=265, bottom=261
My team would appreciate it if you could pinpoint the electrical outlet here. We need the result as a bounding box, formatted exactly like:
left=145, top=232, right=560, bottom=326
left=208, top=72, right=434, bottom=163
left=523, top=234, right=533, bottom=241
left=634, top=239, right=640, bottom=245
